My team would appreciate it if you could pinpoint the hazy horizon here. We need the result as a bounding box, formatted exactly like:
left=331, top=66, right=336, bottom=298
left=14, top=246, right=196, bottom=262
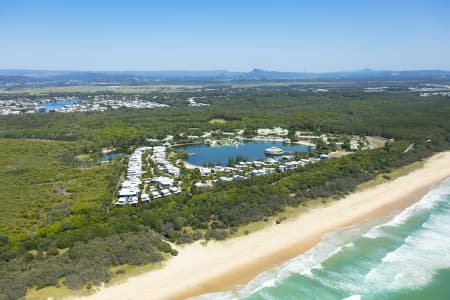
left=2, top=0, right=450, bottom=71
left=1, top=67, right=450, bottom=73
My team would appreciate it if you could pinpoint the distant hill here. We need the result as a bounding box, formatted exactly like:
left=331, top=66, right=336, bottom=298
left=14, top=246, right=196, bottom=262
left=1, top=68, right=450, bottom=86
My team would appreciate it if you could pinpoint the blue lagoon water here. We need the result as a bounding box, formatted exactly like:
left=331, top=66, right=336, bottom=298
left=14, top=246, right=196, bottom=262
left=191, top=178, right=450, bottom=300
left=175, top=141, right=309, bottom=166
left=41, top=99, right=78, bottom=112
left=101, top=152, right=117, bottom=162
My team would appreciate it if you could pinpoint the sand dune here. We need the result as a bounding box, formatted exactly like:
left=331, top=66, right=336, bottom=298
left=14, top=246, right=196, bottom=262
left=75, top=152, right=450, bottom=300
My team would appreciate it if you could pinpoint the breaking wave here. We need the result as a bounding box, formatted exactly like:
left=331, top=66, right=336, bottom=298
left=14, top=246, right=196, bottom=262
left=190, top=178, right=450, bottom=300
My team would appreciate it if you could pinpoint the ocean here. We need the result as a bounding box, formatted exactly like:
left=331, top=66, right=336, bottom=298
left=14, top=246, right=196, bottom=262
left=192, top=178, right=450, bottom=300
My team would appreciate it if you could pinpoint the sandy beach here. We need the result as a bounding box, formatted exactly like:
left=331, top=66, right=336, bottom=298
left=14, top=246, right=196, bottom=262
left=76, top=151, right=450, bottom=300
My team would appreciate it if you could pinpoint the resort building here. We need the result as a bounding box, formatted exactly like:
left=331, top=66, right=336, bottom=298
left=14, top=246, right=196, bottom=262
left=257, top=127, right=289, bottom=136
left=114, top=140, right=325, bottom=207
left=115, top=147, right=145, bottom=206
left=265, top=147, right=285, bottom=155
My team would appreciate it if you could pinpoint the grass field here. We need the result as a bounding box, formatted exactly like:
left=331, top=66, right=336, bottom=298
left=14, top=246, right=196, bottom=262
left=0, top=81, right=356, bottom=96
left=0, top=84, right=204, bottom=95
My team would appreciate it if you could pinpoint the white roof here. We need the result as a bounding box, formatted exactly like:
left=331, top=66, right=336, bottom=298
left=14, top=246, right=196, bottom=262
left=152, top=176, right=174, bottom=185
left=219, top=176, right=234, bottom=182
left=119, top=188, right=139, bottom=196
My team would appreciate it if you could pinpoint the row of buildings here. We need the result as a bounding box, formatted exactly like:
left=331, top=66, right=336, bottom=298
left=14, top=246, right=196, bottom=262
left=151, top=146, right=180, bottom=177
left=187, top=97, right=209, bottom=107
left=115, top=146, right=182, bottom=207
left=54, top=98, right=169, bottom=113
left=194, top=156, right=322, bottom=187
left=115, top=147, right=149, bottom=206
left=115, top=144, right=330, bottom=206
left=144, top=146, right=182, bottom=200
left=0, top=96, right=169, bottom=115
left=0, top=97, right=77, bottom=115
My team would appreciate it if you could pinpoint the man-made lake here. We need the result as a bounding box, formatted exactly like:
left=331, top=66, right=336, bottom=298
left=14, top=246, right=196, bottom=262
left=41, top=99, right=78, bottom=112
left=175, top=141, right=309, bottom=166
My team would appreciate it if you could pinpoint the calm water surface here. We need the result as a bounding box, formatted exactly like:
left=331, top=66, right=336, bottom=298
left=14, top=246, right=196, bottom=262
left=101, top=152, right=117, bottom=162
left=175, top=141, right=309, bottom=166
left=41, top=99, right=78, bottom=112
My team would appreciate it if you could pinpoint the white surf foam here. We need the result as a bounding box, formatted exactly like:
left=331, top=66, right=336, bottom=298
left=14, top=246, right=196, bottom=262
left=362, top=179, right=450, bottom=292
left=342, top=295, right=361, bottom=300
left=363, top=178, right=450, bottom=240
left=190, top=178, right=450, bottom=300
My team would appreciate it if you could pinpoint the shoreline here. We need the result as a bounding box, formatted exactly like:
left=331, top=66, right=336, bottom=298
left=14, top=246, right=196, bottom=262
left=245, top=136, right=313, bottom=146
left=183, top=160, right=203, bottom=169
left=76, top=151, right=450, bottom=300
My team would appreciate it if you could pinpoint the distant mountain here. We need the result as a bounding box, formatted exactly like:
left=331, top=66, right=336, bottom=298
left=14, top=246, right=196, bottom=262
left=0, top=68, right=449, bottom=86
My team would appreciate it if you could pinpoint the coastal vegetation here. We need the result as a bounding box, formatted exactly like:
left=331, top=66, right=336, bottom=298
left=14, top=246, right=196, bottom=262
left=0, top=86, right=449, bottom=299
left=0, top=140, right=442, bottom=299
left=0, top=139, right=174, bottom=300
left=1, top=90, right=449, bottom=148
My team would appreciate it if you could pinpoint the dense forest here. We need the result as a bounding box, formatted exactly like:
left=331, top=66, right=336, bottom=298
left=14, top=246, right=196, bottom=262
left=0, top=87, right=449, bottom=299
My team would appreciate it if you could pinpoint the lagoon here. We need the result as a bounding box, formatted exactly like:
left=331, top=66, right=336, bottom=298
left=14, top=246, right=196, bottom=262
left=175, top=141, right=309, bottom=166
left=101, top=152, right=117, bottom=162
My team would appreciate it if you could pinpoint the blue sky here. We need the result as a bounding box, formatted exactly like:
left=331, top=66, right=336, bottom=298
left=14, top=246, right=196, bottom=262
left=1, top=0, right=449, bottom=71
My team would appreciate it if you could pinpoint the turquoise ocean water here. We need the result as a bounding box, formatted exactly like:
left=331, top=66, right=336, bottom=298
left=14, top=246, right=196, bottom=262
left=192, top=178, right=450, bottom=300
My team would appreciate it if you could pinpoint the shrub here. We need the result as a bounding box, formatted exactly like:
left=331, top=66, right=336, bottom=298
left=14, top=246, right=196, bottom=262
left=204, top=229, right=227, bottom=240
left=46, top=247, right=59, bottom=256
left=115, top=268, right=126, bottom=275
left=65, top=273, right=83, bottom=290
left=0, top=236, right=8, bottom=246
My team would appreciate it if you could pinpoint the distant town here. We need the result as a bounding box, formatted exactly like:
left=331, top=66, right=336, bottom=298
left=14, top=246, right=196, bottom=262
left=0, top=95, right=169, bottom=115
left=2, top=82, right=449, bottom=115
